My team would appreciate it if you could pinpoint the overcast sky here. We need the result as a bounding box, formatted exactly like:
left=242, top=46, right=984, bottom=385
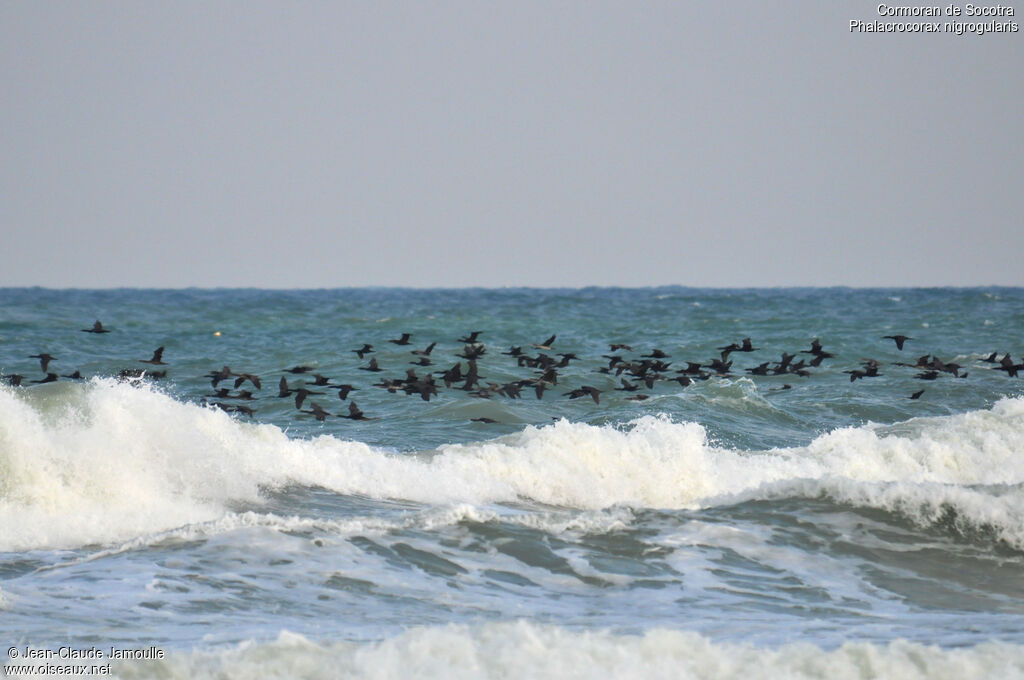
left=1, top=2, right=1021, bottom=288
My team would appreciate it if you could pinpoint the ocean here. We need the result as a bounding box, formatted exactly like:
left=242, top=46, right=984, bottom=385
left=2, top=287, right=1023, bottom=678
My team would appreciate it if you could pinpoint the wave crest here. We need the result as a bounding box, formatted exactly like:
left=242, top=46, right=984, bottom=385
left=2, top=380, right=1024, bottom=550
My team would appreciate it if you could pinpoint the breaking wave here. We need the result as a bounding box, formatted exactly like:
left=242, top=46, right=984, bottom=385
left=2, top=380, right=1023, bottom=550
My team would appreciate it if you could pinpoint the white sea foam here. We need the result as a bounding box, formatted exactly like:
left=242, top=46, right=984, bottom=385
left=2, top=380, right=1024, bottom=550
left=92, top=622, right=1024, bottom=680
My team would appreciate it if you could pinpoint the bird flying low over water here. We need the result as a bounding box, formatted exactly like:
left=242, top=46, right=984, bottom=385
left=139, top=347, right=166, bottom=365
left=340, top=401, right=372, bottom=420
left=29, top=353, right=56, bottom=372
left=352, top=344, right=374, bottom=359
left=81, top=320, right=111, bottom=333
left=564, top=385, right=601, bottom=404
left=389, top=333, right=413, bottom=345
left=303, top=402, right=331, bottom=421
left=532, top=334, right=556, bottom=350
left=883, top=335, right=912, bottom=351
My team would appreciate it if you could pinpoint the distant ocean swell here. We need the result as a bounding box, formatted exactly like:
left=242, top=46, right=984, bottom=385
left=2, top=380, right=1024, bottom=551
left=52, top=622, right=1024, bottom=680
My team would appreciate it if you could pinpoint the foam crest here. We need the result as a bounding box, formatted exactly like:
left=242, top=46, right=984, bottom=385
left=3, top=381, right=1024, bottom=550
left=98, top=623, right=1024, bottom=680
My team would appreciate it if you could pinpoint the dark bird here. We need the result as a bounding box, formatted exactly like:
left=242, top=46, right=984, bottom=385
left=615, top=379, right=639, bottom=392
left=389, top=333, right=413, bottom=346
left=642, top=348, right=670, bottom=359
left=438, top=363, right=463, bottom=388
left=980, top=352, right=999, bottom=363
left=336, top=384, right=356, bottom=400
left=303, top=402, right=331, bottom=422
left=803, top=338, right=827, bottom=356
left=206, top=387, right=231, bottom=399
left=746, top=362, right=771, bottom=376
left=351, top=344, right=374, bottom=359
left=412, top=342, right=437, bottom=356
left=285, top=365, right=313, bottom=374
left=458, top=331, right=483, bottom=343
left=532, top=334, right=557, bottom=350
left=4, top=374, right=25, bottom=387
left=233, top=373, right=262, bottom=390
left=410, top=357, right=432, bottom=367
left=139, top=347, right=166, bottom=365
left=502, top=346, right=523, bottom=357
left=308, top=374, right=333, bottom=387
left=207, top=366, right=234, bottom=387
left=564, top=386, right=601, bottom=404
left=277, top=376, right=294, bottom=398
left=233, top=404, right=256, bottom=417
left=32, top=373, right=58, bottom=384
left=29, top=353, right=56, bottom=372
left=81, top=320, right=111, bottom=334
left=625, top=394, right=650, bottom=402
left=62, top=370, right=84, bottom=380
left=471, top=417, right=498, bottom=424
left=910, top=389, right=925, bottom=400
left=609, top=343, right=633, bottom=352
left=293, top=388, right=323, bottom=410
left=457, top=344, right=486, bottom=360
left=340, top=401, right=372, bottom=420
left=359, top=357, right=382, bottom=372
left=883, top=335, right=912, bottom=351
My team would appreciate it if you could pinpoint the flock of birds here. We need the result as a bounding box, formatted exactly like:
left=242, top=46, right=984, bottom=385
left=3, top=321, right=1024, bottom=423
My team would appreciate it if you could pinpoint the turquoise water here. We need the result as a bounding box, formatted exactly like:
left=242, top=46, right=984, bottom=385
left=2, top=287, right=1024, bottom=677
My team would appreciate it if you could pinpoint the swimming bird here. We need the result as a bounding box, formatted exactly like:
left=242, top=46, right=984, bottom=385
left=883, top=335, right=912, bottom=351
left=81, top=320, right=111, bottom=333
left=139, top=347, right=166, bottom=365
left=29, top=353, right=56, bottom=372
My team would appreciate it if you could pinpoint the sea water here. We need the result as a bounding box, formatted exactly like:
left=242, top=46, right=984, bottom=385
left=1, top=287, right=1023, bottom=678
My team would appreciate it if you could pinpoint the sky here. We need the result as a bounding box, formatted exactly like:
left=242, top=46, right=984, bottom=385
left=1, top=2, right=1021, bottom=288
